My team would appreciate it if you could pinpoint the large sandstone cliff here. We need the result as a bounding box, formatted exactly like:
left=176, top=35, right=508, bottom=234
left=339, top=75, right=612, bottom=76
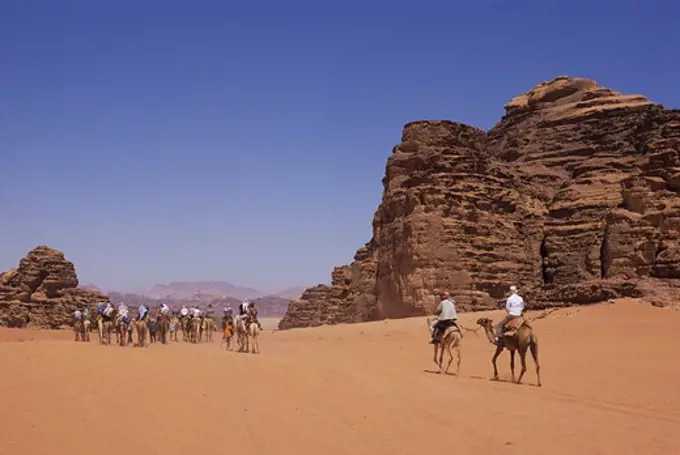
left=280, top=76, right=680, bottom=329
left=0, top=246, right=109, bottom=328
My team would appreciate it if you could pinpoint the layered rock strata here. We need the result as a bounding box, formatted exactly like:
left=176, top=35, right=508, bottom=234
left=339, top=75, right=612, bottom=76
left=0, top=246, right=109, bottom=328
left=281, top=76, right=680, bottom=329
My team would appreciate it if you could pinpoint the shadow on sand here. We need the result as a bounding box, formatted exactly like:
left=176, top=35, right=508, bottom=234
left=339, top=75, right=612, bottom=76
left=424, top=370, right=540, bottom=387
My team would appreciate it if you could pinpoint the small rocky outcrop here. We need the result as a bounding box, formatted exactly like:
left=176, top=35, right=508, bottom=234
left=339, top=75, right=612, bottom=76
left=0, top=246, right=109, bottom=328
left=281, top=76, right=680, bottom=329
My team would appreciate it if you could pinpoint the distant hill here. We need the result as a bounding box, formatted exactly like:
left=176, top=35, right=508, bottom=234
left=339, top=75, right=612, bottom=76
left=270, top=286, right=306, bottom=300
left=145, top=281, right=263, bottom=300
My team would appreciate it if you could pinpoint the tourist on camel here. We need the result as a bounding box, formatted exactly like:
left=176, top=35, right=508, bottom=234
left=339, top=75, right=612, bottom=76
left=430, top=292, right=459, bottom=344
left=247, top=302, right=263, bottom=330
left=160, top=302, right=170, bottom=316
left=494, top=285, right=525, bottom=345
left=138, top=302, right=148, bottom=321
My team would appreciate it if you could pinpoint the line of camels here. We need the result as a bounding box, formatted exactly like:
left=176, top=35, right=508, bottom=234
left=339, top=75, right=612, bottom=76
left=73, top=311, right=261, bottom=354
left=427, top=313, right=542, bottom=387
left=73, top=308, right=539, bottom=383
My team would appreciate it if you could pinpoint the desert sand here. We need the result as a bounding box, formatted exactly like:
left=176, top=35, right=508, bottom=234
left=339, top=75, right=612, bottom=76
left=1, top=299, right=679, bottom=455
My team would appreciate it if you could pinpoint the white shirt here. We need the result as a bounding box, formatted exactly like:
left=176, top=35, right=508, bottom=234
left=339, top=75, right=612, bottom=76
left=436, top=298, right=458, bottom=321
left=160, top=304, right=170, bottom=315
left=180, top=307, right=189, bottom=316
left=74, top=310, right=82, bottom=320
left=506, top=293, right=525, bottom=316
left=192, top=308, right=200, bottom=318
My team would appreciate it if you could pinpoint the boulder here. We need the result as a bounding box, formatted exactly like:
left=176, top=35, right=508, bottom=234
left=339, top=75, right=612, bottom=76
left=0, top=246, right=109, bottom=328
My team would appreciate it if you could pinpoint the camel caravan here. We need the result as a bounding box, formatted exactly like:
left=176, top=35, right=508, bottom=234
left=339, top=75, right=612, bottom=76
left=72, top=284, right=541, bottom=384
left=72, top=299, right=262, bottom=354
left=427, top=285, right=541, bottom=386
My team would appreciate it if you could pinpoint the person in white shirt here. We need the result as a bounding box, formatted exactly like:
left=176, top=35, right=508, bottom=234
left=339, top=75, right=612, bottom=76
left=430, top=292, right=459, bottom=344
left=160, top=303, right=170, bottom=316
left=118, top=303, right=129, bottom=321
left=180, top=305, right=189, bottom=318
left=74, top=309, right=82, bottom=320
left=495, top=285, right=525, bottom=344
left=192, top=306, right=201, bottom=318
left=103, top=302, right=114, bottom=320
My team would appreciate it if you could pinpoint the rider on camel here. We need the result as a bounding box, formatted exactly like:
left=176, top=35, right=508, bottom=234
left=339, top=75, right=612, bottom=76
left=160, top=302, right=170, bottom=317
left=138, top=302, right=148, bottom=321
left=247, top=302, right=263, bottom=330
left=430, top=292, right=459, bottom=344
left=103, top=302, right=114, bottom=322
left=494, top=285, right=524, bottom=345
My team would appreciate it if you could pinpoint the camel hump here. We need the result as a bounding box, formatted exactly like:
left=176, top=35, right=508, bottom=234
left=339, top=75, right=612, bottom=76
left=442, top=324, right=461, bottom=339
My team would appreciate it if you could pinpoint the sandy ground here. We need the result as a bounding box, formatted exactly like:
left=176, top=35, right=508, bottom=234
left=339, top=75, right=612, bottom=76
left=1, top=299, right=679, bottom=455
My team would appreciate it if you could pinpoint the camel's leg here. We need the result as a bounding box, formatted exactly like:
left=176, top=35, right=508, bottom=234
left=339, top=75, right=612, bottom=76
left=510, top=350, right=516, bottom=382
left=444, top=341, right=454, bottom=375
left=517, top=344, right=529, bottom=384
left=491, top=345, right=503, bottom=380
left=454, top=341, right=461, bottom=376
left=530, top=337, right=541, bottom=387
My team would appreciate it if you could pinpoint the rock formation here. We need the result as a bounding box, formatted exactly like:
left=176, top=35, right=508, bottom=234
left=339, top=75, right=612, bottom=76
left=281, top=76, right=680, bottom=329
left=0, top=246, right=109, bottom=328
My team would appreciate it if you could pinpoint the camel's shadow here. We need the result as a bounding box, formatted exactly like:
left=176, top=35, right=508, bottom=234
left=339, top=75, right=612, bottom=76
left=423, top=369, right=458, bottom=377
left=423, top=370, right=540, bottom=387
left=466, top=374, right=541, bottom=388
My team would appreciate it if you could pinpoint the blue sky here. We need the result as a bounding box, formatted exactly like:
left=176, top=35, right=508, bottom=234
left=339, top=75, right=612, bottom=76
left=2, top=0, right=679, bottom=292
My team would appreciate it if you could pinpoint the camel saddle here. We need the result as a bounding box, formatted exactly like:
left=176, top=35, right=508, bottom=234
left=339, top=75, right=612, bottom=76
left=502, top=317, right=530, bottom=336
left=436, top=323, right=462, bottom=343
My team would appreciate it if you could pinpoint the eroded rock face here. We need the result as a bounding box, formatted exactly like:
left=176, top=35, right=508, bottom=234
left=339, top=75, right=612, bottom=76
left=0, top=246, right=109, bottom=328
left=280, top=76, right=680, bottom=329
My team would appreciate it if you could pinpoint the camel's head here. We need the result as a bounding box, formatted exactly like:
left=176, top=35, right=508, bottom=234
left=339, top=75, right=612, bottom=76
left=476, top=317, right=493, bottom=328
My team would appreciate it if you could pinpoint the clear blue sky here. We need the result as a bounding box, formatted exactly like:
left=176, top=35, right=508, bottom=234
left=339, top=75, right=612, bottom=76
left=2, top=0, right=679, bottom=292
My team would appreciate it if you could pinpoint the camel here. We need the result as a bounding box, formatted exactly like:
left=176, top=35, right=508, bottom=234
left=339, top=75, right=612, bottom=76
left=135, top=319, right=148, bottom=348
left=96, top=314, right=104, bottom=344
left=158, top=314, right=170, bottom=344
left=102, top=319, right=113, bottom=345
left=73, top=319, right=84, bottom=342
left=202, top=318, right=215, bottom=343
left=127, top=319, right=134, bottom=344
left=115, top=316, right=129, bottom=347
left=234, top=316, right=249, bottom=352
left=248, top=320, right=260, bottom=354
left=427, top=316, right=461, bottom=375
left=191, top=317, right=201, bottom=344
left=170, top=316, right=179, bottom=342
left=82, top=318, right=91, bottom=342
left=476, top=317, right=541, bottom=387
left=180, top=316, right=190, bottom=342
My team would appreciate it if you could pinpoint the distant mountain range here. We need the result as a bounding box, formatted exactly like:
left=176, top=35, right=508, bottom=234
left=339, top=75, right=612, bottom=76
left=146, top=281, right=263, bottom=300
left=79, top=280, right=308, bottom=317
left=83, top=281, right=307, bottom=301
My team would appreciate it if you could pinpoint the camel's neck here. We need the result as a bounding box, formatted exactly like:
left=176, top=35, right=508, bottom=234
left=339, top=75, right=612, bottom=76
left=482, top=324, right=495, bottom=343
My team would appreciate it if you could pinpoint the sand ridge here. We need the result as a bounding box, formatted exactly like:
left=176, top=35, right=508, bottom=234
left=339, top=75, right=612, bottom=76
left=1, top=299, right=679, bottom=454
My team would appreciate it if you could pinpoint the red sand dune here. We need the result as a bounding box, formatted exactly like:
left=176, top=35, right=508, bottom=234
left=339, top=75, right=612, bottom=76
left=1, top=299, right=679, bottom=454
